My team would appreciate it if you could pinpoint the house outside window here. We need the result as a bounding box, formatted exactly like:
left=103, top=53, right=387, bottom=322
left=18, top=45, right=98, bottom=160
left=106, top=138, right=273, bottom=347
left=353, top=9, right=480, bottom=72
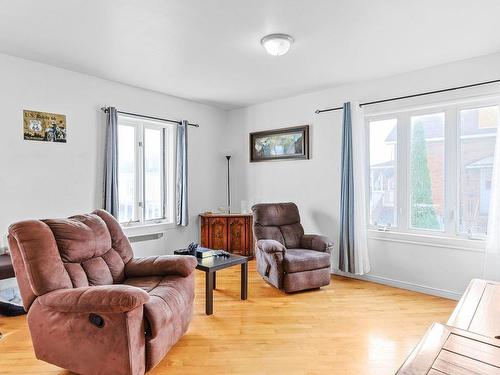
left=367, top=99, right=498, bottom=239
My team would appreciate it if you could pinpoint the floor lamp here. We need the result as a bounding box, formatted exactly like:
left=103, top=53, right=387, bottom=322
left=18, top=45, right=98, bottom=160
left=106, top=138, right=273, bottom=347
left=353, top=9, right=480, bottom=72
left=226, top=155, right=231, bottom=213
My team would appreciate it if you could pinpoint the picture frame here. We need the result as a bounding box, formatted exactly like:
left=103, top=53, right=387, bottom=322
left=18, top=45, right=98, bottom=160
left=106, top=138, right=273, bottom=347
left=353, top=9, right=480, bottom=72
left=23, top=110, right=67, bottom=143
left=249, top=125, right=309, bottom=162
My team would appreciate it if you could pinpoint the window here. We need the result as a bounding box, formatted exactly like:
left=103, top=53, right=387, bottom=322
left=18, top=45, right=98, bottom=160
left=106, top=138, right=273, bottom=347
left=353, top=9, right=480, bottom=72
left=117, top=115, right=176, bottom=226
left=144, top=127, right=164, bottom=221
left=409, top=113, right=445, bottom=231
left=369, top=118, right=397, bottom=228
left=458, top=105, right=498, bottom=235
left=367, top=99, right=499, bottom=239
left=118, top=124, right=136, bottom=222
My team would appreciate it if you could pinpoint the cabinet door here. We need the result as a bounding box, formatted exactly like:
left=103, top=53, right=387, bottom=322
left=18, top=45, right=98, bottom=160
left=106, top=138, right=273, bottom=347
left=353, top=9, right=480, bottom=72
left=208, top=217, right=227, bottom=250
left=200, top=217, right=210, bottom=247
left=245, top=217, right=254, bottom=257
left=228, top=217, right=246, bottom=255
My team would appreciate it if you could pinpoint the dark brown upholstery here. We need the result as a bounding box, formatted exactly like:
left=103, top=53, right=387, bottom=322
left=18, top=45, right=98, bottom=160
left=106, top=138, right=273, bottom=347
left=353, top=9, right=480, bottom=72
left=252, top=202, right=333, bottom=292
left=283, top=249, right=331, bottom=273
left=0, top=254, right=15, bottom=279
left=8, top=209, right=196, bottom=375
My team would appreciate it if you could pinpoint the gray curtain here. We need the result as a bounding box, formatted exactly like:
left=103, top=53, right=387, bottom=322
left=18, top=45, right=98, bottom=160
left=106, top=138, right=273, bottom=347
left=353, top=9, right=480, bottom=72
left=104, top=107, right=119, bottom=218
left=339, top=102, right=355, bottom=273
left=176, top=120, right=188, bottom=226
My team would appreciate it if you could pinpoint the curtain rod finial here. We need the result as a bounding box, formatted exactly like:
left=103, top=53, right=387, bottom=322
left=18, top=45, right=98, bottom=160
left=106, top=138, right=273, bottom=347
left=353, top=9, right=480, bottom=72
left=314, top=109, right=320, bottom=114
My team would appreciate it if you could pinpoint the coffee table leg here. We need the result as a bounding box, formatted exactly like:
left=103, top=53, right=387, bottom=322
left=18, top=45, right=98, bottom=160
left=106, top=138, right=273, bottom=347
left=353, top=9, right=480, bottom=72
left=213, top=271, right=216, bottom=289
left=205, top=271, right=214, bottom=315
left=241, top=262, right=248, bottom=300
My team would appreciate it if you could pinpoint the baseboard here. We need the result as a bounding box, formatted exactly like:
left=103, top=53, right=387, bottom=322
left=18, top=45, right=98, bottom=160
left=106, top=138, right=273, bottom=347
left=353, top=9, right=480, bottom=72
left=332, top=271, right=462, bottom=300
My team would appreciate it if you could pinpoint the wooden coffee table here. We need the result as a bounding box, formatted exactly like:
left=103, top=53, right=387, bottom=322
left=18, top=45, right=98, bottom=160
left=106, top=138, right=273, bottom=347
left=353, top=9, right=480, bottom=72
left=195, top=254, right=248, bottom=315
left=396, top=323, right=500, bottom=374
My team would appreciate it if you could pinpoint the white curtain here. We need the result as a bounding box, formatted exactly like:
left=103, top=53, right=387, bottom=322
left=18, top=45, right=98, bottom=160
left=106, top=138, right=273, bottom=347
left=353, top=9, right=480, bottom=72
left=351, top=102, right=371, bottom=275
left=484, top=124, right=500, bottom=281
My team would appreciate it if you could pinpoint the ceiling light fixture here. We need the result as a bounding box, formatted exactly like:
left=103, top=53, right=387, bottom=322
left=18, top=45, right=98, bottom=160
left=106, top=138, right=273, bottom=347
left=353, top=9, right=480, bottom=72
left=260, top=33, right=294, bottom=56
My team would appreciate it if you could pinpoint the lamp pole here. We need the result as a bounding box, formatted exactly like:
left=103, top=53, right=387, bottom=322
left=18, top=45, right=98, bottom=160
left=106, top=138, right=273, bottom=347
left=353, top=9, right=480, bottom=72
left=226, top=155, right=231, bottom=213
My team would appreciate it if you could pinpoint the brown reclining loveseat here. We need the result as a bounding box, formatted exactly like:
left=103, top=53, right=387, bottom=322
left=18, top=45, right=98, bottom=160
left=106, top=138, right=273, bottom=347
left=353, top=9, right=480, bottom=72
left=8, top=209, right=196, bottom=375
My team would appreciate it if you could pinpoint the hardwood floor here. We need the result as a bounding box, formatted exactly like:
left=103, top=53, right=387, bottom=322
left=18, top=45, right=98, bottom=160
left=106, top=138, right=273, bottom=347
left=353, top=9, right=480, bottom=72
left=0, top=261, right=456, bottom=375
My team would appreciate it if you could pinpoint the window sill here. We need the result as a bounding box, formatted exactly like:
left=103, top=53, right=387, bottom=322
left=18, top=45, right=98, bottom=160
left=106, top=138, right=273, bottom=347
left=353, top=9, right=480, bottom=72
left=367, top=229, right=485, bottom=253
left=122, top=222, right=177, bottom=236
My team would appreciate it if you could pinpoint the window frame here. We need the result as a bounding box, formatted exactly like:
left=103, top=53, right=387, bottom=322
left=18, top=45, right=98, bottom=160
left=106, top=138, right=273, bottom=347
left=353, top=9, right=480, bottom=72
left=407, top=109, right=446, bottom=234
left=117, top=114, right=176, bottom=228
left=367, top=115, right=399, bottom=229
left=456, top=102, right=499, bottom=239
left=366, top=97, right=500, bottom=243
left=143, top=124, right=165, bottom=222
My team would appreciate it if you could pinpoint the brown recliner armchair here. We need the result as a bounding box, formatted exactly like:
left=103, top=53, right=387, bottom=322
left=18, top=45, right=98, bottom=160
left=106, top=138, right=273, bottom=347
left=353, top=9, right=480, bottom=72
left=8, top=209, right=197, bottom=375
left=252, top=202, right=333, bottom=293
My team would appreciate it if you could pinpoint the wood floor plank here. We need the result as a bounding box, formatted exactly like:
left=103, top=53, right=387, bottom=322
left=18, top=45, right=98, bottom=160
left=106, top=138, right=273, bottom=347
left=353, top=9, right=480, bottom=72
left=0, top=261, right=456, bottom=374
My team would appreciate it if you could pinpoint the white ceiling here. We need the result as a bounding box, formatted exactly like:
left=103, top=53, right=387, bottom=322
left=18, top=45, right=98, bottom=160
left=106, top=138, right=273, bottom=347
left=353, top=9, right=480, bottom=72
left=0, top=0, right=499, bottom=110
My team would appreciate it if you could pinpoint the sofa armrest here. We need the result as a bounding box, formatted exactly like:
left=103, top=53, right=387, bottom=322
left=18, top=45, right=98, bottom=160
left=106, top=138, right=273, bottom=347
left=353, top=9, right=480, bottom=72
left=301, top=234, right=334, bottom=252
left=256, top=239, right=286, bottom=254
left=38, top=285, right=150, bottom=313
left=125, top=255, right=197, bottom=278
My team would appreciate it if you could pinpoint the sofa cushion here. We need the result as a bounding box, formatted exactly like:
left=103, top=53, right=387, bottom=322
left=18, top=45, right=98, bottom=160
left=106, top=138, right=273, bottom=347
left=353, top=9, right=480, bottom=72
left=82, top=257, right=114, bottom=285
left=93, top=209, right=134, bottom=264
left=253, top=224, right=285, bottom=245
left=42, top=214, right=128, bottom=286
left=283, top=249, right=331, bottom=273
left=280, top=223, right=304, bottom=248
left=124, top=275, right=194, bottom=326
left=8, top=220, right=72, bottom=300
left=124, top=275, right=163, bottom=292
left=252, top=202, right=301, bottom=227
left=125, top=274, right=195, bottom=370
left=44, top=214, right=112, bottom=263
left=283, top=267, right=331, bottom=293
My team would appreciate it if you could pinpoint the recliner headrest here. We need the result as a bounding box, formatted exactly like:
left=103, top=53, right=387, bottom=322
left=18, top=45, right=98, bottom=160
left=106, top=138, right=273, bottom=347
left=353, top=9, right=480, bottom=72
left=251, top=202, right=301, bottom=226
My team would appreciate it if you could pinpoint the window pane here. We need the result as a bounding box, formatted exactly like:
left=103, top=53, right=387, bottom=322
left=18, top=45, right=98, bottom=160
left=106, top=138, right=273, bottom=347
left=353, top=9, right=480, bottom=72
left=410, top=113, right=445, bottom=231
left=144, top=128, right=164, bottom=220
left=369, top=119, right=397, bottom=227
left=459, top=105, right=499, bottom=235
left=118, top=125, right=136, bottom=223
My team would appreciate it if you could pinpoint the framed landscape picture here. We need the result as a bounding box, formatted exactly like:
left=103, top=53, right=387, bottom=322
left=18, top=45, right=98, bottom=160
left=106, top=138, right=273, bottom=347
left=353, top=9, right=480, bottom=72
left=250, top=125, right=309, bottom=162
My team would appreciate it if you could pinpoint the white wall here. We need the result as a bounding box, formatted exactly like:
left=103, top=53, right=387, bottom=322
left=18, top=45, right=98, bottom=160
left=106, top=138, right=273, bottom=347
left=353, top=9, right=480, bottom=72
left=227, top=52, right=500, bottom=299
left=0, top=53, right=228, bottom=257
left=2, top=50, right=500, bottom=299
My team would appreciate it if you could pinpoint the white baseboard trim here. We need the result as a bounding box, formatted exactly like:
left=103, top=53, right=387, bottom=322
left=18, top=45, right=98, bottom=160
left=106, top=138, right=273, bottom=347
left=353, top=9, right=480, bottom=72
left=332, top=271, right=462, bottom=301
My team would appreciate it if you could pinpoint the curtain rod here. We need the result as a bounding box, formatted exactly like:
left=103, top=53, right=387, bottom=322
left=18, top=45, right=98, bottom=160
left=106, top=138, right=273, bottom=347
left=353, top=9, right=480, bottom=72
left=314, top=79, right=500, bottom=114
left=100, top=107, right=199, bottom=127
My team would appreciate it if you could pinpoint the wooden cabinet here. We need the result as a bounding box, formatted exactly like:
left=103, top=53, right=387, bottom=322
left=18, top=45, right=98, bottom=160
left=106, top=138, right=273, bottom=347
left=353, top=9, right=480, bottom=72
left=200, top=213, right=253, bottom=257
